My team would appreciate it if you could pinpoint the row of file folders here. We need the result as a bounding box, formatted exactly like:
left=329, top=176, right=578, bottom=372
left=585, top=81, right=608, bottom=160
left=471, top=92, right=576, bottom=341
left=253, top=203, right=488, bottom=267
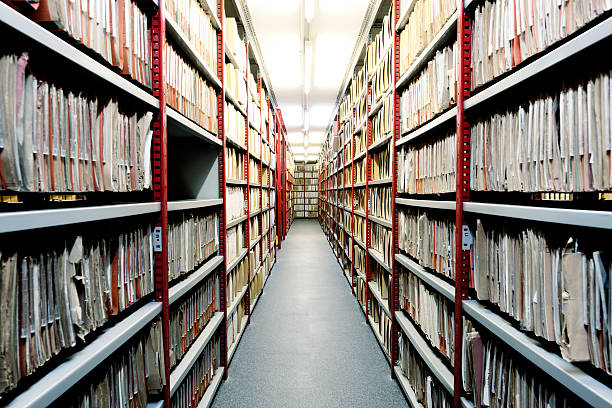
left=396, top=69, right=612, bottom=194
left=396, top=206, right=612, bottom=376
left=0, top=207, right=222, bottom=398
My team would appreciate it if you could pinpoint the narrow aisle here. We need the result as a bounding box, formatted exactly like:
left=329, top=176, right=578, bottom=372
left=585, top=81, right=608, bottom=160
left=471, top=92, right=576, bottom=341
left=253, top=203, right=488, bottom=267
left=212, top=219, right=407, bottom=408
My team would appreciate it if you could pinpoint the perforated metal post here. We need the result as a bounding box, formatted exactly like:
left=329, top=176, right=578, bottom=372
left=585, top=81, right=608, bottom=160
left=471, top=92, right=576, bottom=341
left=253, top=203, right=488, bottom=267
left=244, top=40, right=251, bottom=321
left=151, top=2, right=170, bottom=406
left=454, top=4, right=472, bottom=407
left=365, top=39, right=372, bottom=323
left=216, top=0, right=229, bottom=381
left=390, top=0, right=401, bottom=379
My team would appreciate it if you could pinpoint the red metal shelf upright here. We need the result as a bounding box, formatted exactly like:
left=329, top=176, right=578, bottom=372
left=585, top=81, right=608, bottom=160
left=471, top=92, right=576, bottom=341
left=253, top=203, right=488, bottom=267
left=390, top=0, right=400, bottom=380
left=151, top=0, right=171, bottom=405
left=216, top=0, right=229, bottom=382
left=453, top=2, right=471, bottom=406
left=364, top=38, right=372, bottom=324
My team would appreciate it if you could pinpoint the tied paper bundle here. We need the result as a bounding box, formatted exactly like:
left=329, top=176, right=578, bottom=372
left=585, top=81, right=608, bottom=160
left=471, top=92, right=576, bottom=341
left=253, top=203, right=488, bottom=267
left=0, top=53, right=153, bottom=193
left=0, top=224, right=155, bottom=395
left=470, top=71, right=612, bottom=193
left=169, top=273, right=218, bottom=369
left=29, top=0, right=151, bottom=88
left=473, top=219, right=612, bottom=374
left=472, top=0, right=612, bottom=90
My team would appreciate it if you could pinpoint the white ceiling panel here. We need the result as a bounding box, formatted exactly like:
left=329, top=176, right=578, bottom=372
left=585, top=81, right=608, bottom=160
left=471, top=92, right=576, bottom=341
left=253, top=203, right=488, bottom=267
left=247, top=0, right=369, bottom=159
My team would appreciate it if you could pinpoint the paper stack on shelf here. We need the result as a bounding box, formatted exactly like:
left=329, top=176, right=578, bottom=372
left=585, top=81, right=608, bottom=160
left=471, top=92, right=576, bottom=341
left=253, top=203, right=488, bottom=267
left=398, top=131, right=456, bottom=195
left=398, top=207, right=456, bottom=280
left=168, top=211, right=218, bottom=282
left=169, top=272, right=219, bottom=368
left=0, top=53, right=154, bottom=193
left=0, top=221, right=155, bottom=394
left=470, top=71, right=612, bottom=193
left=166, top=42, right=218, bottom=132
left=29, top=0, right=152, bottom=87
left=170, top=334, right=220, bottom=408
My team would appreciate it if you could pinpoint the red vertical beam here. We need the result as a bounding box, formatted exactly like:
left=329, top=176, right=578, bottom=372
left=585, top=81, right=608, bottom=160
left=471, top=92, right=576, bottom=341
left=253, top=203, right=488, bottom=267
left=454, top=3, right=472, bottom=407
left=390, top=0, right=401, bottom=378
left=351, top=96, right=356, bottom=292
left=151, top=3, right=170, bottom=407
left=216, top=0, right=229, bottom=381
left=257, top=79, right=263, bottom=269
left=365, top=41, right=372, bottom=324
left=244, top=40, right=251, bottom=320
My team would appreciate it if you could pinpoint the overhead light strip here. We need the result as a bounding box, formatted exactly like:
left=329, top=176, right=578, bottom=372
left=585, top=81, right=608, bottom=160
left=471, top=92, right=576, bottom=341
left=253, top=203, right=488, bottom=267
left=324, top=0, right=382, bottom=135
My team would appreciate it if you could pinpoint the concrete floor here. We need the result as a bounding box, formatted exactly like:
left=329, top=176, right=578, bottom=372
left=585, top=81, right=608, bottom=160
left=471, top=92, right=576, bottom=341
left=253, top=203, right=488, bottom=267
left=211, top=219, right=408, bottom=408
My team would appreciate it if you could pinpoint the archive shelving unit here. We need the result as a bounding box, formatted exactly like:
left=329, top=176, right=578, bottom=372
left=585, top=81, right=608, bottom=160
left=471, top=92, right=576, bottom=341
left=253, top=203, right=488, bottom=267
left=294, top=162, right=319, bottom=218
left=319, top=0, right=612, bottom=407
left=0, top=0, right=291, bottom=406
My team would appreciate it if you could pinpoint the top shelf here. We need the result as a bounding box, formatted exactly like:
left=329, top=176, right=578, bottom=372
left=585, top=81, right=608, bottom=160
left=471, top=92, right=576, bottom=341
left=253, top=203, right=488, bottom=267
left=0, top=2, right=158, bottom=109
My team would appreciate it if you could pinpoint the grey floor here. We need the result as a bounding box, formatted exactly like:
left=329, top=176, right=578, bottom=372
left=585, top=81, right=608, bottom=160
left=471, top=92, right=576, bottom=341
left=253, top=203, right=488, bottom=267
left=211, top=219, right=408, bottom=408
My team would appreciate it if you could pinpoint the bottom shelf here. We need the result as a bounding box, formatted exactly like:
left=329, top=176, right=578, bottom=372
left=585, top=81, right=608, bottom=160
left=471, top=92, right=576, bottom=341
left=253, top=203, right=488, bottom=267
left=393, top=366, right=423, bottom=408
left=228, top=316, right=249, bottom=364
left=367, top=315, right=391, bottom=364
left=194, top=367, right=225, bottom=408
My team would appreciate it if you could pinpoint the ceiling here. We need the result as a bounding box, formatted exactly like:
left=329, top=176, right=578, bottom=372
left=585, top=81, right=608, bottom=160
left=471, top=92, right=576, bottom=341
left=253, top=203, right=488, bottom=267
left=246, top=0, right=370, bottom=162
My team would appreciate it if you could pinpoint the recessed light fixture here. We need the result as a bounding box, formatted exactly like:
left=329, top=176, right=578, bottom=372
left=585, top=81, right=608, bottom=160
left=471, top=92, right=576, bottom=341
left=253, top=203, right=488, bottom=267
left=305, top=0, right=315, bottom=22
left=304, top=41, right=312, bottom=95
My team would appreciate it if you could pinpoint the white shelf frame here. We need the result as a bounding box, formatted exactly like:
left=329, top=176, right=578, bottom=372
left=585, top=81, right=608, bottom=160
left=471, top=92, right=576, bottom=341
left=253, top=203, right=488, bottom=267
left=0, top=3, right=159, bottom=109
left=168, top=199, right=223, bottom=212
left=6, top=302, right=161, bottom=407
left=464, top=202, right=612, bottom=230
left=0, top=202, right=161, bottom=234
left=169, top=312, right=224, bottom=396
left=169, top=256, right=224, bottom=304
left=463, top=300, right=612, bottom=407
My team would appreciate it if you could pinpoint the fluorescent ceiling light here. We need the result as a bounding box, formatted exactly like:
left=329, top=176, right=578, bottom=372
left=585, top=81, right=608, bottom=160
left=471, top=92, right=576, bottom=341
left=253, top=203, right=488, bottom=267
left=287, top=131, right=303, bottom=144
left=281, top=105, right=303, bottom=128
left=309, top=104, right=335, bottom=128
left=303, top=110, right=309, bottom=131
left=305, top=0, right=315, bottom=22
left=318, top=0, right=368, bottom=14
left=249, top=0, right=300, bottom=15
left=261, top=34, right=301, bottom=89
left=307, top=146, right=319, bottom=154
left=308, top=131, right=325, bottom=144
left=292, top=146, right=306, bottom=154
left=294, top=154, right=306, bottom=162
left=304, top=41, right=312, bottom=95
left=314, top=33, right=353, bottom=89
